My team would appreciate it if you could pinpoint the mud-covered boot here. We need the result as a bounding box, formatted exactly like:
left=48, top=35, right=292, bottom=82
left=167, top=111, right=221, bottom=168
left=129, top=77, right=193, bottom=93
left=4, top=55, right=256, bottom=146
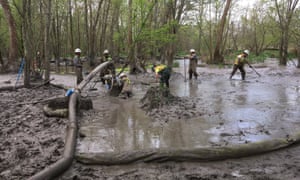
left=241, top=72, right=245, bottom=80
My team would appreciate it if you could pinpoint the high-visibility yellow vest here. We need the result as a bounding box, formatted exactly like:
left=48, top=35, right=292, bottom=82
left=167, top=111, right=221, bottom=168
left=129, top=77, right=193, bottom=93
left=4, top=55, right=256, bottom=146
left=155, top=64, right=166, bottom=74
left=234, top=54, right=246, bottom=65
left=121, top=77, right=131, bottom=84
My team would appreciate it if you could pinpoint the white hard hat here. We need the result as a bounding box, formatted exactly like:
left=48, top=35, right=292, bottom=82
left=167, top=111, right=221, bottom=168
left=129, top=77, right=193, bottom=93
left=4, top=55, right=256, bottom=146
left=190, top=49, right=195, bottom=53
left=74, top=48, right=81, bottom=53
left=243, top=49, right=249, bottom=55
left=119, top=73, right=127, bottom=78
left=103, top=49, right=109, bottom=54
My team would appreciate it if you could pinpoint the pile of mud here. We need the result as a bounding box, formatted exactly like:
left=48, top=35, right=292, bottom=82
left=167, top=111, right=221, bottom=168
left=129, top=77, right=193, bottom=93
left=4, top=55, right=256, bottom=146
left=140, top=86, right=202, bottom=123
left=140, top=86, right=179, bottom=111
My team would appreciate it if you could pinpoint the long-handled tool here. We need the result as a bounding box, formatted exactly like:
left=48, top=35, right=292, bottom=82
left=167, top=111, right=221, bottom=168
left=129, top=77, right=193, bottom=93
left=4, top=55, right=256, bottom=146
left=289, top=59, right=297, bottom=67
left=250, top=66, right=261, bottom=77
left=15, top=58, right=25, bottom=88
left=184, top=58, right=187, bottom=82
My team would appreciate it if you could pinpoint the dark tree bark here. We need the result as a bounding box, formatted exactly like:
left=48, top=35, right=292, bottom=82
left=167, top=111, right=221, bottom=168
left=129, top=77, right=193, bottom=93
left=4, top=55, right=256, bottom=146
left=99, top=0, right=111, bottom=56
left=297, top=45, right=300, bottom=68
left=84, top=0, right=89, bottom=61
left=44, top=0, right=52, bottom=82
left=90, top=0, right=104, bottom=67
left=22, top=0, right=33, bottom=88
left=275, top=0, right=299, bottom=66
left=0, top=0, right=18, bottom=72
left=128, top=0, right=135, bottom=73
left=212, top=0, right=232, bottom=64
left=163, top=0, right=185, bottom=67
left=68, top=0, right=74, bottom=52
left=0, top=50, right=4, bottom=69
left=52, top=0, right=62, bottom=73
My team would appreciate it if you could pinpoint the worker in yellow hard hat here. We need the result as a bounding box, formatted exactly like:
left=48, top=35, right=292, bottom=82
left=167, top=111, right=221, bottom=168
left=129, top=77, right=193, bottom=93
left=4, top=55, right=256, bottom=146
left=152, top=64, right=171, bottom=88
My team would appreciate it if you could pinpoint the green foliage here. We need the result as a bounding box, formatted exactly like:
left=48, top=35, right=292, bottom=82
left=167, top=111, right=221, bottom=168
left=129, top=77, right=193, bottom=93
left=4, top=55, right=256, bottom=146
left=225, top=50, right=280, bottom=63
left=287, top=51, right=297, bottom=60
left=172, top=61, right=179, bottom=68
left=116, top=67, right=129, bottom=73
left=0, top=7, right=9, bottom=49
left=0, top=0, right=299, bottom=68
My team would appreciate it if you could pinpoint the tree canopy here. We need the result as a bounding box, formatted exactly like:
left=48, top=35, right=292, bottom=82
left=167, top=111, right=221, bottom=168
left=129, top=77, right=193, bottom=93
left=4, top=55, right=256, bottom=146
left=0, top=0, right=299, bottom=75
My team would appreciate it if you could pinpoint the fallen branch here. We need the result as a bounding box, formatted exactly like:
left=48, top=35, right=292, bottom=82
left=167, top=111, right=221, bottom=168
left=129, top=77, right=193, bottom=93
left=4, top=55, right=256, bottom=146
left=15, top=96, right=65, bottom=106
left=32, top=78, right=55, bottom=89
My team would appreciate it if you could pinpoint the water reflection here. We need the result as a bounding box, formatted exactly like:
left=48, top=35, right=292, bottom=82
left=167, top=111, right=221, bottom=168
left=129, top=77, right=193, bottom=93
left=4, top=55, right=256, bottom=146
left=77, top=100, right=213, bottom=153
left=77, top=60, right=300, bottom=153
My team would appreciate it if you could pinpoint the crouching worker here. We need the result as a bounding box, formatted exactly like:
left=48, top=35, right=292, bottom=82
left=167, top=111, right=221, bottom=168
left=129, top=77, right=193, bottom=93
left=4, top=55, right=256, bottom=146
left=152, top=64, right=171, bottom=88
left=118, top=73, right=132, bottom=98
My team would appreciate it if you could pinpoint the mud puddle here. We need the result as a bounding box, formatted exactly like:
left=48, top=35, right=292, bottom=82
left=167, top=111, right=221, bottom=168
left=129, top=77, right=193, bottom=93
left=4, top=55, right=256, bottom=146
left=77, top=59, right=300, bottom=155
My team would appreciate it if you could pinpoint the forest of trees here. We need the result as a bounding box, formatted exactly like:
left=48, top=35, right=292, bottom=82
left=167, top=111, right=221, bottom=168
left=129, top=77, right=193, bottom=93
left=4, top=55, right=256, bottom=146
left=0, top=0, right=300, bottom=81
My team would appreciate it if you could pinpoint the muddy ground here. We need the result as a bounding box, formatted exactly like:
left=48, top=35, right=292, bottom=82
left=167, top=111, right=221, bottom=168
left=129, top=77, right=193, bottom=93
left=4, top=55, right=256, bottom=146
left=0, top=85, right=67, bottom=180
left=1, top=60, right=300, bottom=180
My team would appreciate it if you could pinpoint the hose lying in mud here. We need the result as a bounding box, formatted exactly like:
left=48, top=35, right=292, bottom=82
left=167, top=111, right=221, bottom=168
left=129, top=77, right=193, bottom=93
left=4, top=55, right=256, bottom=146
left=76, top=132, right=300, bottom=165
left=29, top=92, right=79, bottom=180
left=0, top=85, right=24, bottom=91
left=29, top=62, right=113, bottom=179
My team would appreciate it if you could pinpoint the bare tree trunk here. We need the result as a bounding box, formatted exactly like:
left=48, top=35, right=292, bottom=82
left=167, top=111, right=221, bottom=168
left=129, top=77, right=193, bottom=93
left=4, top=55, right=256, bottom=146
left=68, top=0, right=74, bottom=52
left=209, top=1, right=213, bottom=63
left=23, top=0, right=33, bottom=88
left=89, top=0, right=104, bottom=67
left=84, top=0, right=89, bottom=61
left=212, top=0, right=232, bottom=64
left=44, top=0, right=52, bottom=82
left=230, top=22, right=238, bottom=51
left=275, top=0, right=299, bottom=66
left=0, top=50, right=4, bottom=70
left=109, top=1, right=120, bottom=55
left=197, top=0, right=205, bottom=56
left=297, top=44, right=300, bottom=68
left=52, top=0, right=61, bottom=73
left=75, top=0, right=81, bottom=48
left=0, top=0, right=18, bottom=72
left=99, top=0, right=111, bottom=56
left=164, top=0, right=185, bottom=68
left=128, top=0, right=135, bottom=74
left=279, top=31, right=289, bottom=65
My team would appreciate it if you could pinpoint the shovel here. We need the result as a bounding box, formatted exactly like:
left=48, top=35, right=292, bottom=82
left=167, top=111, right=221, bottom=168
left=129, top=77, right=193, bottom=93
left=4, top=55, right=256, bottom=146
left=250, top=66, right=261, bottom=77
left=184, top=58, right=187, bottom=82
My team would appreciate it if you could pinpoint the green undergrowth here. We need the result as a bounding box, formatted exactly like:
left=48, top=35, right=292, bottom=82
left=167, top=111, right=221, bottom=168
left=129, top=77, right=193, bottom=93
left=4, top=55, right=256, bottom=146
left=225, top=50, right=279, bottom=64
left=225, top=49, right=297, bottom=64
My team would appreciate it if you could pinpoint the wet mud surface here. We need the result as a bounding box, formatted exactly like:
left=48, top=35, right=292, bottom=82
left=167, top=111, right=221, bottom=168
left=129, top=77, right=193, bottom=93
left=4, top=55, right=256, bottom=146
left=0, top=85, right=67, bottom=180
left=69, top=59, right=300, bottom=179
left=76, top=61, right=300, bottom=155
left=1, top=59, right=300, bottom=179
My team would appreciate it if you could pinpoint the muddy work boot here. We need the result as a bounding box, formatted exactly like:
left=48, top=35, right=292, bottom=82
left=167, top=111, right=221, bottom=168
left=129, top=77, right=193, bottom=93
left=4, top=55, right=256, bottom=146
left=241, top=72, right=245, bottom=80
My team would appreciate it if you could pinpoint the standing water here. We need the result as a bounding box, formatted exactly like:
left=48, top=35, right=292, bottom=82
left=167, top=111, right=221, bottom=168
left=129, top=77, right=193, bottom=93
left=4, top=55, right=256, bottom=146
left=77, top=59, right=300, bottom=154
